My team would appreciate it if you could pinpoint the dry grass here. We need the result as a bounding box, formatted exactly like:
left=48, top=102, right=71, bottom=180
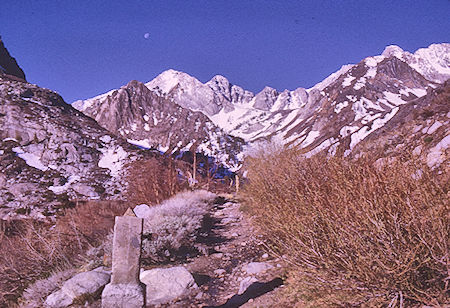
left=0, top=155, right=193, bottom=306
left=242, top=147, right=449, bottom=306
left=0, top=200, right=130, bottom=306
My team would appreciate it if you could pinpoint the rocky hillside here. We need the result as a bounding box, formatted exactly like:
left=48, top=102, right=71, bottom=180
left=289, top=52, right=438, bottom=157
left=75, top=43, right=449, bottom=165
left=356, top=80, right=449, bottom=169
left=73, top=80, right=244, bottom=170
left=0, top=73, right=142, bottom=219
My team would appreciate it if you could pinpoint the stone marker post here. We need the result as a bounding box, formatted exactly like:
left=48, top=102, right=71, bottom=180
left=102, top=208, right=145, bottom=308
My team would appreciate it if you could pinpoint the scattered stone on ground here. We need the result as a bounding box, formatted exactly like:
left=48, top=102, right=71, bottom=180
left=133, top=203, right=151, bottom=218
left=239, top=277, right=258, bottom=295
left=173, top=196, right=286, bottom=307
left=44, top=267, right=110, bottom=308
left=243, top=262, right=274, bottom=275
left=140, top=266, right=198, bottom=306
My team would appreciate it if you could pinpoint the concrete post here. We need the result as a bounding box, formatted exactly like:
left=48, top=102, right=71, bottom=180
left=101, top=209, right=145, bottom=307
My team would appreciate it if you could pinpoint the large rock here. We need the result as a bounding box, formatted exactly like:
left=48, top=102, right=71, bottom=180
left=140, top=266, right=197, bottom=306
left=133, top=204, right=151, bottom=218
left=242, top=262, right=273, bottom=275
left=101, top=284, right=145, bottom=308
left=45, top=267, right=110, bottom=308
left=238, top=277, right=258, bottom=295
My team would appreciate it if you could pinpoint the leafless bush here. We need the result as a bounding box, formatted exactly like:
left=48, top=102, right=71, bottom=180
left=126, top=156, right=188, bottom=205
left=0, top=200, right=130, bottom=306
left=242, top=147, right=449, bottom=306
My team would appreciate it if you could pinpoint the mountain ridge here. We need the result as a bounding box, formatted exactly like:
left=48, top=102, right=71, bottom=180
left=73, top=43, right=449, bottom=164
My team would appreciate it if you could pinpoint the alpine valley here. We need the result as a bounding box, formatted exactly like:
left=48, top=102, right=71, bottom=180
left=1, top=40, right=449, bottom=219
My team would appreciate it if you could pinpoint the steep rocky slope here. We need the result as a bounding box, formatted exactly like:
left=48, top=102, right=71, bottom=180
left=382, top=43, right=450, bottom=83
left=0, top=38, right=26, bottom=81
left=0, top=74, right=141, bottom=219
left=73, top=80, right=244, bottom=170
left=355, top=80, right=449, bottom=169
left=289, top=54, right=437, bottom=156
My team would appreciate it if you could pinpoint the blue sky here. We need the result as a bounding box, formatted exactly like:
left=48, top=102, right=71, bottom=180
left=1, top=1, right=449, bottom=102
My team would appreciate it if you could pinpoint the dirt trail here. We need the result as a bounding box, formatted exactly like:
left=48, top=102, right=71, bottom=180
left=172, top=195, right=287, bottom=308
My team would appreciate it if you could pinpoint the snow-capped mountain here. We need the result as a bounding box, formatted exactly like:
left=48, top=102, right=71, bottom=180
left=143, top=69, right=322, bottom=141
left=382, top=44, right=450, bottom=83
left=73, top=80, right=244, bottom=170
left=74, top=43, right=449, bottom=166
left=289, top=53, right=440, bottom=157
left=1, top=39, right=448, bottom=218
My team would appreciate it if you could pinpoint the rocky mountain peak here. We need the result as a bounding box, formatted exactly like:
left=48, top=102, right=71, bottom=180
left=253, top=86, right=278, bottom=110
left=0, top=38, right=26, bottom=81
left=146, top=69, right=202, bottom=94
left=73, top=78, right=244, bottom=169
left=382, top=45, right=405, bottom=57
left=206, top=75, right=232, bottom=100
left=383, top=43, right=450, bottom=83
left=207, top=75, right=230, bottom=87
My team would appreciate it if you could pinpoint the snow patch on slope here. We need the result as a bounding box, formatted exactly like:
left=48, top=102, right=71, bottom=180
left=12, top=147, right=48, bottom=171
left=98, top=146, right=128, bottom=177
left=127, top=139, right=152, bottom=149
left=427, top=135, right=450, bottom=168
left=342, top=75, right=356, bottom=88
left=312, top=64, right=354, bottom=90
left=349, top=107, right=399, bottom=150
left=301, top=130, right=320, bottom=147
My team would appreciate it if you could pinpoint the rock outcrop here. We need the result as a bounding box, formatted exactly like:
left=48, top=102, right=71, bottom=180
left=0, top=75, right=141, bottom=219
left=0, top=38, right=26, bottom=81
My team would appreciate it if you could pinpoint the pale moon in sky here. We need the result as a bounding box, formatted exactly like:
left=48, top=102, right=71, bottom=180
left=144, top=33, right=150, bottom=39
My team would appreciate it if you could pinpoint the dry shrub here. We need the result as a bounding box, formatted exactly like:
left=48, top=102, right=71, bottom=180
left=126, top=156, right=188, bottom=205
left=139, top=190, right=216, bottom=262
left=0, top=200, right=130, bottom=306
left=243, top=147, right=449, bottom=306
